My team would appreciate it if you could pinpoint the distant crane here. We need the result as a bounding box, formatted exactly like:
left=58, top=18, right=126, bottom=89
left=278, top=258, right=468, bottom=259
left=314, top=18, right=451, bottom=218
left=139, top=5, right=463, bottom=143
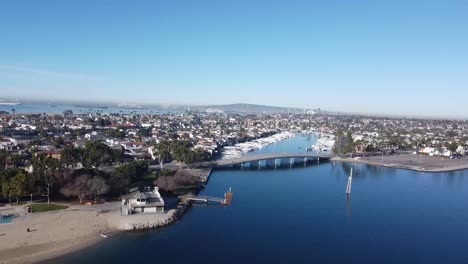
left=346, top=168, right=353, bottom=195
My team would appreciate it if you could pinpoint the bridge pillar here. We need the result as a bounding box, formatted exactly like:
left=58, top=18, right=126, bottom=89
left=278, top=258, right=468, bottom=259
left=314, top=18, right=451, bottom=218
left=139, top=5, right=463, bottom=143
left=290, top=157, right=294, bottom=168
left=279, top=158, right=289, bottom=168
left=317, top=157, right=320, bottom=165
left=304, top=157, right=307, bottom=166
left=266, top=159, right=275, bottom=169
left=258, top=160, right=262, bottom=170
left=250, top=161, right=259, bottom=170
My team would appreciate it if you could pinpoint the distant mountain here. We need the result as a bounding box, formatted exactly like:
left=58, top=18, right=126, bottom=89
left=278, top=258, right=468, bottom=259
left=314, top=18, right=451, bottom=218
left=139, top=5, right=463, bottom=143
left=22, top=99, right=320, bottom=115
left=155, top=104, right=304, bottom=114
left=200, top=104, right=304, bottom=114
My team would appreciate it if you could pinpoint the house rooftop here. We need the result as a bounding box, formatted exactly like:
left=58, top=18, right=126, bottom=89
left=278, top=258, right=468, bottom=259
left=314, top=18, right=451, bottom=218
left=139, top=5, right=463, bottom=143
left=121, top=188, right=164, bottom=206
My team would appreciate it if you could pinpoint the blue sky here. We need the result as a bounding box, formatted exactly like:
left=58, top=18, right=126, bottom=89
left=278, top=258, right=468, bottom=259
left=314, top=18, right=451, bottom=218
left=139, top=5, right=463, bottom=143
left=1, top=0, right=467, bottom=117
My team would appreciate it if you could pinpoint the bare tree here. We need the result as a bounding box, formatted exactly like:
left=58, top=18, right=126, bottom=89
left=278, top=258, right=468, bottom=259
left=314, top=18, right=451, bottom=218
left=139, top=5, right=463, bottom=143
left=88, top=177, right=109, bottom=204
left=155, top=170, right=196, bottom=192
left=60, top=174, right=91, bottom=204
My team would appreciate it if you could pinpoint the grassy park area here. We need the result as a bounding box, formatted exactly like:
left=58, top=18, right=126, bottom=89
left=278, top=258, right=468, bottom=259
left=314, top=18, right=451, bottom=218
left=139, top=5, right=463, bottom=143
left=30, top=204, right=69, bottom=213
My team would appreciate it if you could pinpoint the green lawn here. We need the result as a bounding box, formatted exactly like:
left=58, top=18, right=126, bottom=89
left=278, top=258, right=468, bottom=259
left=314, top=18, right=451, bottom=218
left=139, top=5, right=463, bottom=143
left=30, top=204, right=69, bottom=213
left=143, top=172, right=158, bottom=180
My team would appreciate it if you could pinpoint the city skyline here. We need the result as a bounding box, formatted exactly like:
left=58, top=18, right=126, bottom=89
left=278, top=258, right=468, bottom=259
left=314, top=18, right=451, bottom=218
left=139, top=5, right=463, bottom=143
left=1, top=0, right=468, bottom=118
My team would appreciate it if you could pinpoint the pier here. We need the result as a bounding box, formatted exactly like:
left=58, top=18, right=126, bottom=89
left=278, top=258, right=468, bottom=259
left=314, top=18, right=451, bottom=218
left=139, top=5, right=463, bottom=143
left=180, top=188, right=234, bottom=205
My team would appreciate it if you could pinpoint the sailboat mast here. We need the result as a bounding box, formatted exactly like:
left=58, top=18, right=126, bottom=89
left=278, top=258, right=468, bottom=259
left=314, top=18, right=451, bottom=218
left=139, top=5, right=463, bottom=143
left=346, top=168, right=353, bottom=195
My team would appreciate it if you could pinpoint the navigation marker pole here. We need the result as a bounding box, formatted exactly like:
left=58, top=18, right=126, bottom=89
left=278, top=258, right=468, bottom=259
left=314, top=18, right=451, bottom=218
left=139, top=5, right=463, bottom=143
left=346, top=168, right=353, bottom=195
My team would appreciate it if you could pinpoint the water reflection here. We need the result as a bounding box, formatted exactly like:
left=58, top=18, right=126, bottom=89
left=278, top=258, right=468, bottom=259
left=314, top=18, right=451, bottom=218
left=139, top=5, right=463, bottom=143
left=346, top=195, right=352, bottom=220
left=339, top=163, right=366, bottom=181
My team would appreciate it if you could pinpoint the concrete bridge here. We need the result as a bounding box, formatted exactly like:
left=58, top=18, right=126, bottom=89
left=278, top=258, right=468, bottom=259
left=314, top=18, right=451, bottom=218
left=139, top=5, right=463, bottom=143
left=198, top=153, right=331, bottom=168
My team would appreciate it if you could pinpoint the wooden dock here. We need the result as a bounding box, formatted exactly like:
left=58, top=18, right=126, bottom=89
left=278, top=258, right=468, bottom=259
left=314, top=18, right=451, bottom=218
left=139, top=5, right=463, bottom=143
left=223, top=191, right=233, bottom=205
left=180, top=188, right=233, bottom=206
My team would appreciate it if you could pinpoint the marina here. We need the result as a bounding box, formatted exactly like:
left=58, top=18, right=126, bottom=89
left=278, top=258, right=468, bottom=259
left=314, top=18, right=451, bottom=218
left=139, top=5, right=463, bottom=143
left=221, top=131, right=295, bottom=159
left=308, top=132, right=336, bottom=153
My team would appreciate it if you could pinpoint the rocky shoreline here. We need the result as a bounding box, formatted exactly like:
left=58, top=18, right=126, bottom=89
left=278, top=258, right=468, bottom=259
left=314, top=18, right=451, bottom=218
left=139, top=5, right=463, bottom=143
left=112, top=200, right=193, bottom=231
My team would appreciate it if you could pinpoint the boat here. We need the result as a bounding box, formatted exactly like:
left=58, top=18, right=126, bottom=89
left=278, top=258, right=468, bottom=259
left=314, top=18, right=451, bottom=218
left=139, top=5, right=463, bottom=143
left=0, top=99, right=22, bottom=106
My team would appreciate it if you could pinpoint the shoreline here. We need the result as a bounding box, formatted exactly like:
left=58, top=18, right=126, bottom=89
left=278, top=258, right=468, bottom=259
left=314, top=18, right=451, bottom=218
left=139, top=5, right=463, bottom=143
left=0, top=164, right=202, bottom=264
left=26, top=233, right=104, bottom=264
left=332, top=157, right=468, bottom=173
left=0, top=209, right=112, bottom=264
left=5, top=151, right=468, bottom=263
left=0, top=200, right=194, bottom=264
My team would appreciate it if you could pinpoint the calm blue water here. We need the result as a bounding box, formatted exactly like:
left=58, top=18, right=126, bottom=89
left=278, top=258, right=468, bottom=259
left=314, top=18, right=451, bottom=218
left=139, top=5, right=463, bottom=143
left=52, top=135, right=468, bottom=264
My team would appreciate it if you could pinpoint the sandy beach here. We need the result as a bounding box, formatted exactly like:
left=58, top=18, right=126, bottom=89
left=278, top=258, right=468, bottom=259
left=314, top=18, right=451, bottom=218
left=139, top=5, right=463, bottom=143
left=0, top=206, right=113, bottom=264
left=0, top=201, right=182, bottom=264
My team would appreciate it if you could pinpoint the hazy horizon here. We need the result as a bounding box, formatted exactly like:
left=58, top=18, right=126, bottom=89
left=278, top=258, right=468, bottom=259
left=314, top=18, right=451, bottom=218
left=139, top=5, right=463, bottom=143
left=1, top=1, right=467, bottom=118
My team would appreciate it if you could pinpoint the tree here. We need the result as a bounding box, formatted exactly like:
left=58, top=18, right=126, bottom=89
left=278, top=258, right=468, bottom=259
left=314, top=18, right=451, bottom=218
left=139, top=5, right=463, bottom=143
left=0, top=150, right=8, bottom=170
left=170, top=140, right=192, bottom=163
left=9, top=172, right=29, bottom=204
left=2, top=181, right=12, bottom=203
left=153, top=142, right=171, bottom=170
left=35, top=156, right=60, bottom=205
left=60, top=174, right=91, bottom=204
left=343, top=132, right=355, bottom=153
left=332, top=130, right=356, bottom=155
left=61, top=145, right=83, bottom=168
left=0, top=168, right=22, bottom=198
left=88, top=177, right=109, bottom=203
left=10, top=154, right=23, bottom=168
left=108, top=170, right=131, bottom=197
left=185, top=148, right=212, bottom=164
left=446, top=142, right=458, bottom=153
left=109, top=161, right=148, bottom=195
left=83, top=141, right=119, bottom=168
left=365, top=144, right=376, bottom=152
left=155, top=170, right=197, bottom=192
